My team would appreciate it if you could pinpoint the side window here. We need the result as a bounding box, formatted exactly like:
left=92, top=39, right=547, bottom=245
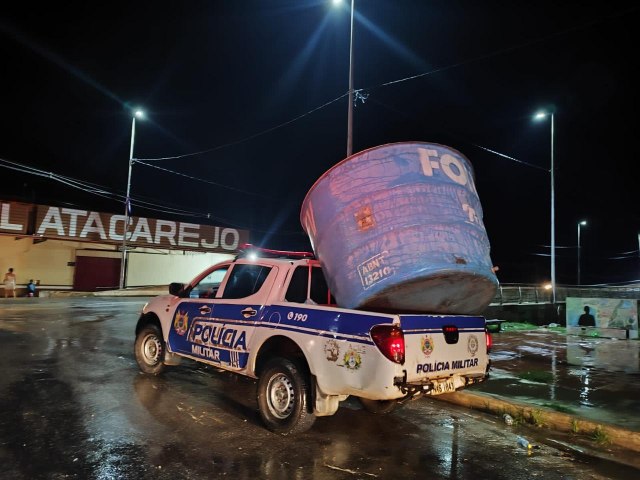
left=285, top=266, right=308, bottom=303
left=221, top=264, right=272, bottom=299
left=285, top=265, right=335, bottom=305
left=310, top=267, right=335, bottom=305
left=189, top=267, right=229, bottom=298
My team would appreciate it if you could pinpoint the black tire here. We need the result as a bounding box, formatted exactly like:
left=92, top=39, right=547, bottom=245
left=358, top=397, right=400, bottom=414
left=134, top=324, right=166, bottom=375
left=257, top=357, right=316, bottom=435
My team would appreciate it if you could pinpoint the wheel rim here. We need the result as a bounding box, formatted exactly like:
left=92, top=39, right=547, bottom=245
left=266, top=372, right=295, bottom=419
left=141, top=333, right=162, bottom=366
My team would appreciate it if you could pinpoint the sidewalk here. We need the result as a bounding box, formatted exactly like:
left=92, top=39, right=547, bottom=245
left=38, top=286, right=167, bottom=298
left=436, top=389, right=640, bottom=453
left=435, top=327, right=640, bottom=467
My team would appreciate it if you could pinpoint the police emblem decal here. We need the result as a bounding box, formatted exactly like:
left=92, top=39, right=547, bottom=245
left=174, top=310, right=189, bottom=336
left=467, top=334, right=479, bottom=357
left=343, top=349, right=362, bottom=370
left=324, top=339, right=340, bottom=362
left=421, top=336, right=434, bottom=357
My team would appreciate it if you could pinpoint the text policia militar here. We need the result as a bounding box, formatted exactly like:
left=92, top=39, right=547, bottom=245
left=0, top=201, right=248, bottom=253
left=416, top=357, right=479, bottom=374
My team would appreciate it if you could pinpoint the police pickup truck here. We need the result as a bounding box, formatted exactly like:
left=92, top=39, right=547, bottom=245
left=134, top=246, right=491, bottom=435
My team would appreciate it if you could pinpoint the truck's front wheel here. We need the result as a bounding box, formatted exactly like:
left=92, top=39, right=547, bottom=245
left=257, top=358, right=315, bottom=435
left=134, top=324, right=166, bottom=375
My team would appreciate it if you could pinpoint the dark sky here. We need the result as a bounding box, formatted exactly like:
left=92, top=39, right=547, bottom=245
left=1, top=1, right=638, bottom=285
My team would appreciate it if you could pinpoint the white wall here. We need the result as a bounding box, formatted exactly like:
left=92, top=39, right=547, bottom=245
left=1, top=234, right=234, bottom=289
left=0, top=236, right=111, bottom=287
left=127, top=250, right=233, bottom=286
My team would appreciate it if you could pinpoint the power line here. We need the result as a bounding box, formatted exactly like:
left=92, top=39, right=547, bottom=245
left=130, top=8, right=640, bottom=166
left=364, top=5, right=640, bottom=94
left=471, top=144, right=548, bottom=172
left=134, top=160, right=270, bottom=198
left=0, top=158, right=229, bottom=222
left=135, top=94, right=348, bottom=163
left=0, top=157, right=307, bottom=235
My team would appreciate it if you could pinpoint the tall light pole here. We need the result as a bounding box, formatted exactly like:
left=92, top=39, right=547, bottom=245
left=577, top=220, right=587, bottom=285
left=534, top=110, right=555, bottom=303
left=119, top=109, right=144, bottom=289
left=332, top=0, right=355, bottom=157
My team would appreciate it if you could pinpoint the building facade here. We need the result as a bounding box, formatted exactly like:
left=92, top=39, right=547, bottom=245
left=0, top=200, right=248, bottom=292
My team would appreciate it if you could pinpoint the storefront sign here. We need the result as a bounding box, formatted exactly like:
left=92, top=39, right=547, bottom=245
left=0, top=201, right=248, bottom=253
left=0, top=201, right=30, bottom=235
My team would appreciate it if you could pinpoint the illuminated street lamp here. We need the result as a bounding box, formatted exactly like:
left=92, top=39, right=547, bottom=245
left=119, top=109, right=144, bottom=289
left=332, top=0, right=355, bottom=157
left=534, top=110, right=555, bottom=303
left=577, top=220, right=587, bottom=285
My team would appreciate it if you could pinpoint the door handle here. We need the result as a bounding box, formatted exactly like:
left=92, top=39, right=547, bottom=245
left=199, top=305, right=211, bottom=315
left=241, top=307, right=257, bottom=318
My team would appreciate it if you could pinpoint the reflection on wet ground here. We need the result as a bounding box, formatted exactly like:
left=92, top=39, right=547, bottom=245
left=477, top=330, right=640, bottom=430
left=2, top=299, right=640, bottom=478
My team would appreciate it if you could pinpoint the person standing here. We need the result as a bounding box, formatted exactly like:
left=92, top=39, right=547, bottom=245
left=3, top=268, right=16, bottom=298
left=578, top=305, right=596, bottom=327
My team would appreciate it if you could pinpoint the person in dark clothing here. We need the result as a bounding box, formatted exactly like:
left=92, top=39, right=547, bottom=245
left=578, top=306, right=596, bottom=327
left=26, top=279, right=37, bottom=297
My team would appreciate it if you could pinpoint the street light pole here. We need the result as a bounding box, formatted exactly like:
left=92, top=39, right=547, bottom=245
left=551, top=112, right=555, bottom=302
left=346, top=0, right=354, bottom=157
left=333, top=0, right=355, bottom=157
left=119, top=109, right=144, bottom=289
left=534, top=110, right=555, bottom=303
left=577, top=220, right=587, bottom=285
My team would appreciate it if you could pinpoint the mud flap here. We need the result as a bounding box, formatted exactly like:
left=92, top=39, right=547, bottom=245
left=312, top=377, right=346, bottom=416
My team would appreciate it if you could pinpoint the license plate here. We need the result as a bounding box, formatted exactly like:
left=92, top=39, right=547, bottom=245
left=429, top=377, right=458, bottom=395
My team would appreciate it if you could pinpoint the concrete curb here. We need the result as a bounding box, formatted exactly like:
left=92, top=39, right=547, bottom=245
left=434, top=390, right=640, bottom=453
left=40, top=289, right=166, bottom=298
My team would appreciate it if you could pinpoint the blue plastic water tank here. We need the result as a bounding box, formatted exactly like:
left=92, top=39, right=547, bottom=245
left=300, top=142, right=498, bottom=314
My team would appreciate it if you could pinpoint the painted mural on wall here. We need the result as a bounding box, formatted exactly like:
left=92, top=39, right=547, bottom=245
left=566, top=297, right=638, bottom=330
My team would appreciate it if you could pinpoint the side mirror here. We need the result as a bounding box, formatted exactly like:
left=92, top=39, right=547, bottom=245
left=169, top=282, right=185, bottom=296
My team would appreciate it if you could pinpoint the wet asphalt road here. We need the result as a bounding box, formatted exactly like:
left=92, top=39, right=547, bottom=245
left=0, top=298, right=637, bottom=479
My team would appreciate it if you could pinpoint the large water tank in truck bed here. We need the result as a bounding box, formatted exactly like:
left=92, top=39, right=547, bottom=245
left=300, top=142, right=498, bottom=315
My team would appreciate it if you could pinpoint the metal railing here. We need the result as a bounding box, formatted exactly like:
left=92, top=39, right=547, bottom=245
left=491, top=284, right=640, bottom=305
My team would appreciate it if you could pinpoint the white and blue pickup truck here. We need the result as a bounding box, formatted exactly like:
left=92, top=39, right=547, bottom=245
left=134, top=246, right=492, bottom=435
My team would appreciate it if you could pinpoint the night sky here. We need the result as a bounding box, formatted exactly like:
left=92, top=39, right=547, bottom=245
left=1, top=1, right=638, bottom=285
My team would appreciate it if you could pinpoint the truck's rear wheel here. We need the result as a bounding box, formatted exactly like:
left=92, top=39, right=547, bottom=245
left=134, top=324, right=166, bottom=375
left=359, top=397, right=400, bottom=414
left=257, top=357, right=315, bottom=435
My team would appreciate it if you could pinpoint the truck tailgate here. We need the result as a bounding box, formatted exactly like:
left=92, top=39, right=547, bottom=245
left=400, top=314, right=489, bottom=390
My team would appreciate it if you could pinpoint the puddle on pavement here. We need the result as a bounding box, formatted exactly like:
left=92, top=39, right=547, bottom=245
left=478, top=330, right=640, bottom=430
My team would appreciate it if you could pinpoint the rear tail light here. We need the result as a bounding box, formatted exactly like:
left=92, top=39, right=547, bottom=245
left=370, top=325, right=405, bottom=364
left=485, top=330, right=493, bottom=353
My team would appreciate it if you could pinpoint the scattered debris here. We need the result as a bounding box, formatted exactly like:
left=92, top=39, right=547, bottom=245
left=325, top=464, right=378, bottom=477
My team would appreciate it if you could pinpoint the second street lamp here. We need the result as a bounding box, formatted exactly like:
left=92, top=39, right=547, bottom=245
left=577, top=220, right=587, bottom=285
left=119, top=109, right=144, bottom=290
